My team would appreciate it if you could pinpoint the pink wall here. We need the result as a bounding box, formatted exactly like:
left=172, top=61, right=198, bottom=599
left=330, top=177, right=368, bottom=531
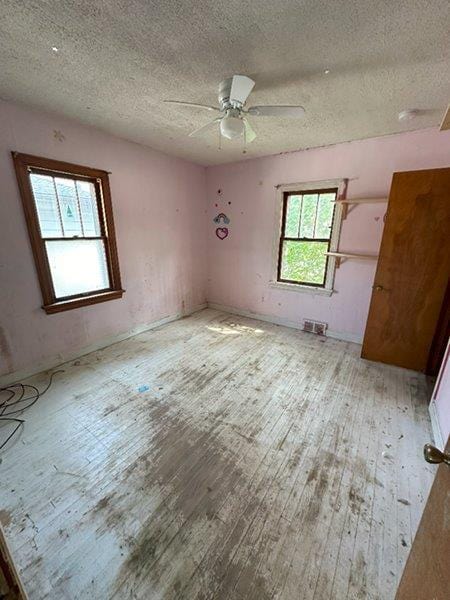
left=0, top=101, right=207, bottom=377
left=433, top=341, right=450, bottom=446
left=206, top=128, right=450, bottom=342
left=1, top=100, right=449, bottom=390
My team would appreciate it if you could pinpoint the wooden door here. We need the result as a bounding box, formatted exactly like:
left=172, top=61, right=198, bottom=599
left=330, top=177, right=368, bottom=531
left=427, top=280, right=450, bottom=375
left=396, top=442, right=450, bottom=599
left=0, top=524, right=27, bottom=599
left=362, top=168, right=450, bottom=371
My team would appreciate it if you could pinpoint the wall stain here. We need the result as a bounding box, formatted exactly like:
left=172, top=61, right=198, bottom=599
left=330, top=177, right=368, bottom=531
left=0, top=326, right=13, bottom=373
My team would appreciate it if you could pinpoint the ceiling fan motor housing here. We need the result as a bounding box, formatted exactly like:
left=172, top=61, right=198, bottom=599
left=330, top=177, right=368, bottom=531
left=218, top=78, right=243, bottom=111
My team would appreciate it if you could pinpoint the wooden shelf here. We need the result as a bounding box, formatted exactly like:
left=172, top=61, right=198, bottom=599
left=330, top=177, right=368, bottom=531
left=326, top=251, right=379, bottom=268
left=333, top=197, right=388, bottom=219
left=333, top=198, right=387, bottom=204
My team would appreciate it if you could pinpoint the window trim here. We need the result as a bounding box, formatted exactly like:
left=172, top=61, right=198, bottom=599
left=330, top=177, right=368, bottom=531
left=271, top=179, right=346, bottom=295
left=12, top=152, right=124, bottom=314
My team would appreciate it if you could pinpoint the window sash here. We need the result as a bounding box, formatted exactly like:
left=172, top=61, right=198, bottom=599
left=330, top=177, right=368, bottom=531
left=278, top=240, right=331, bottom=287
left=281, top=237, right=331, bottom=242
left=41, top=236, right=104, bottom=241
left=29, top=169, right=104, bottom=240
left=277, top=189, right=337, bottom=287
left=44, top=238, right=112, bottom=301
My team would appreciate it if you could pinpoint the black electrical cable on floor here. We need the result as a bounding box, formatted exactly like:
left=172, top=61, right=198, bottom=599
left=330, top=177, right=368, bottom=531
left=0, top=370, right=64, bottom=451
left=0, top=418, right=24, bottom=450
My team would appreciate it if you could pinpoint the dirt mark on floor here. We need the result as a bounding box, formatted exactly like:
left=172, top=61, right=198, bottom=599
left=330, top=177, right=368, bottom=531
left=0, top=509, right=12, bottom=528
left=87, top=400, right=266, bottom=598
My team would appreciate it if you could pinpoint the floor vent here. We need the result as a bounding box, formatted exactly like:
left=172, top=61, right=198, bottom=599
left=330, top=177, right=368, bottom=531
left=303, top=319, right=328, bottom=335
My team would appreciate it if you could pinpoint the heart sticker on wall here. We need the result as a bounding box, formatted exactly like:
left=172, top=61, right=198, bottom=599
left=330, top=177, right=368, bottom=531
left=215, top=227, right=229, bottom=240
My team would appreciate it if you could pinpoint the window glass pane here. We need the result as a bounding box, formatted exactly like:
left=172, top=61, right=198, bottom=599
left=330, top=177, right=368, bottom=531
left=315, top=193, right=336, bottom=238
left=29, top=174, right=63, bottom=237
left=76, top=180, right=101, bottom=236
left=45, top=239, right=110, bottom=298
left=280, top=240, right=328, bottom=285
left=299, top=194, right=318, bottom=238
left=284, top=195, right=301, bottom=237
left=54, top=177, right=83, bottom=237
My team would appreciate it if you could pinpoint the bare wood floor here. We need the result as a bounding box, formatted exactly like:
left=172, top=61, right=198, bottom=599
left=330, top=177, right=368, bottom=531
left=0, top=309, right=434, bottom=600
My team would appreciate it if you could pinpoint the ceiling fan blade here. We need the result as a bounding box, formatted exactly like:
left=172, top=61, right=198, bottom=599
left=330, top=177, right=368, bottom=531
left=243, top=118, right=257, bottom=143
left=247, top=105, right=305, bottom=117
left=188, top=117, right=222, bottom=137
left=164, top=100, right=220, bottom=112
left=229, top=75, right=255, bottom=104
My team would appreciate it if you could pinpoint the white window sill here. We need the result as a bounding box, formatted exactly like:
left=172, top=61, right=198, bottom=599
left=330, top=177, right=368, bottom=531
left=268, top=281, right=334, bottom=296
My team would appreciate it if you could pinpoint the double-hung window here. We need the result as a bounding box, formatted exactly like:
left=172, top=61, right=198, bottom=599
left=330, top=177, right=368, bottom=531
left=13, top=153, right=123, bottom=313
left=275, top=181, right=344, bottom=292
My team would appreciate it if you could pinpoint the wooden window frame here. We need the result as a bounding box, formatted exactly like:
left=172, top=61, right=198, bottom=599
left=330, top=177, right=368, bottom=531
left=270, top=179, right=346, bottom=295
left=12, top=152, right=124, bottom=314
left=277, top=187, right=338, bottom=288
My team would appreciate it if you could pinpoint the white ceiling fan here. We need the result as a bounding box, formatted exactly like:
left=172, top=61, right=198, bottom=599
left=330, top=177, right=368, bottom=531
left=164, top=75, right=305, bottom=143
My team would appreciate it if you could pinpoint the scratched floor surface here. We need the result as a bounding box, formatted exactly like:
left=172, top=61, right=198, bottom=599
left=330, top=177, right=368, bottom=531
left=0, top=309, right=434, bottom=599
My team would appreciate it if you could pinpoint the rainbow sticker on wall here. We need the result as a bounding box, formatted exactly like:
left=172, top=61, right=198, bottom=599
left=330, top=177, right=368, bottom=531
left=213, top=213, right=230, bottom=225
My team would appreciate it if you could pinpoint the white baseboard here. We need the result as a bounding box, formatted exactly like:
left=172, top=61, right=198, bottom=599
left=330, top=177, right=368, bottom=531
left=0, top=300, right=363, bottom=385
left=429, top=398, right=444, bottom=450
left=0, top=303, right=207, bottom=386
left=326, top=329, right=363, bottom=344
left=207, top=302, right=363, bottom=344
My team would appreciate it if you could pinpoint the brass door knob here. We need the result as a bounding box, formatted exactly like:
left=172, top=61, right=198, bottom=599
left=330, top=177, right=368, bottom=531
left=374, top=284, right=384, bottom=291
left=423, top=443, right=450, bottom=466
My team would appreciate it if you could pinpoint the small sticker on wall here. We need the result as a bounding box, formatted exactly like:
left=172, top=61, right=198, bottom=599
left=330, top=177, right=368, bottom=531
left=213, top=213, right=230, bottom=224
left=53, top=129, right=66, bottom=142
left=215, top=227, right=229, bottom=240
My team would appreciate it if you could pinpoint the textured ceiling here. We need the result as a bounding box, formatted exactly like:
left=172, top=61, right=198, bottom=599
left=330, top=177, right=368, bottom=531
left=0, top=0, right=449, bottom=165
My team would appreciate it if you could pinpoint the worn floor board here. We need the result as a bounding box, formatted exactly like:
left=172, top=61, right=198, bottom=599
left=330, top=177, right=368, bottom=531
left=0, top=309, right=434, bottom=599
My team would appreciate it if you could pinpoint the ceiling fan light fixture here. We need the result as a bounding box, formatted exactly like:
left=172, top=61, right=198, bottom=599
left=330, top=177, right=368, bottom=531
left=220, top=115, right=244, bottom=139
left=398, top=109, right=420, bottom=122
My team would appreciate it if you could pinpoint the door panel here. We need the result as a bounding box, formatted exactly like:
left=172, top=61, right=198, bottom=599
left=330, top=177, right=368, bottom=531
left=362, top=168, right=450, bottom=371
left=396, top=441, right=450, bottom=599
left=0, top=524, right=27, bottom=599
